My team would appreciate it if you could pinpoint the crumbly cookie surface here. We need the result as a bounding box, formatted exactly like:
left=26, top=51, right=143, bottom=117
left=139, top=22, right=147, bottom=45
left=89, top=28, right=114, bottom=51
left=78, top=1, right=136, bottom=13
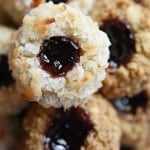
left=0, top=0, right=94, bottom=24
left=89, top=0, right=150, bottom=99
left=0, top=26, right=27, bottom=116
left=110, top=87, right=150, bottom=150
left=22, top=94, right=121, bottom=150
left=10, top=2, right=110, bottom=108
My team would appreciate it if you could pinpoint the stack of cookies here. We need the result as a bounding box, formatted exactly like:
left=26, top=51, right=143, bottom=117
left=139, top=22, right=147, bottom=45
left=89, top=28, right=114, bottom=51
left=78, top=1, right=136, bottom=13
left=0, top=0, right=149, bottom=150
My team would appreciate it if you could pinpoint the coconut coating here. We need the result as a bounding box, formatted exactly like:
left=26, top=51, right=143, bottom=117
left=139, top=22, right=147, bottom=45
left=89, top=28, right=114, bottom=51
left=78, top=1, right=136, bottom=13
left=22, top=94, right=121, bottom=150
left=89, top=0, right=150, bottom=99
left=10, top=2, right=110, bottom=108
left=0, top=0, right=94, bottom=25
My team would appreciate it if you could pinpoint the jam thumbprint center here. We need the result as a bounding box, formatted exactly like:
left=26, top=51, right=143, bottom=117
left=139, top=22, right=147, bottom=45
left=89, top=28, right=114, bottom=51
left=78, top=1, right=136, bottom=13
left=44, top=107, right=93, bottom=150
left=111, top=91, right=148, bottom=115
left=0, top=55, right=15, bottom=87
left=46, top=0, right=70, bottom=4
left=101, top=18, right=135, bottom=68
left=37, top=36, right=80, bottom=77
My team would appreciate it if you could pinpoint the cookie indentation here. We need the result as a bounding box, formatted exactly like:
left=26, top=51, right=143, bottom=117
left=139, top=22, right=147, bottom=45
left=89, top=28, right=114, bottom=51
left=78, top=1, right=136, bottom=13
left=44, top=107, right=93, bottom=150
left=120, top=145, right=133, bottom=150
left=0, top=55, right=15, bottom=87
left=46, top=0, right=69, bottom=4
left=37, top=36, right=80, bottom=77
left=101, top=18, right=135, bottom=68
left=112, top=91, right=148, bottom=115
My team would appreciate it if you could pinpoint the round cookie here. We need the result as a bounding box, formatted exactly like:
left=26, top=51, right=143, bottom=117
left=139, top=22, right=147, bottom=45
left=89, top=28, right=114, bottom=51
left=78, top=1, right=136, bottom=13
left=111, top=87, right=150, bottom=150
left=0, top=0, right=94, bottom=25
left=0, top=26, right=27, bottom=116
left=22, top=94, right=121, bottom=150
left=10, top=2, right=110, bottom=108
left=89, top=0, right=150, bottom=99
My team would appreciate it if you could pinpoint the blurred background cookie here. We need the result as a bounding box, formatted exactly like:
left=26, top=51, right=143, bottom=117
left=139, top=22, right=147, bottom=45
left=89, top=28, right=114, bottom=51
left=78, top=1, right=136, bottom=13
left=0, top=0, right=94, bottom=25
left=111, top=86, right=150, bottom=150
left=21, top=94, right=121, bottom=150
left=0, top=26, right=27, bottom=116
left=10, top=2, right=110, bottom=108
left=89, top=0, right=150, bottom=99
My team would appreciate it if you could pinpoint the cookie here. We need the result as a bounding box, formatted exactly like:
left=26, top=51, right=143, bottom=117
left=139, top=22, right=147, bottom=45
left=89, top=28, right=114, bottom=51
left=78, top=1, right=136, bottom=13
left=111, top=87, right=150, bottom=150
left=0, top=0, right=94, bottom=25
left=22, top=94, right=121, bottom=150
left=89, top=0, right=150, bottom=99
left=0, top=26, right=27, bottom=116
left=10, top=2, right=110, bottom=108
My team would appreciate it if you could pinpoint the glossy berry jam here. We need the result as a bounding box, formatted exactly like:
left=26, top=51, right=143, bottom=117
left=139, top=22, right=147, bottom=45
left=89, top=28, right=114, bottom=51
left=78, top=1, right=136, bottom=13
left=112, top=91, right=148, bottom=115
left=44, top=107, right=93, bottom=150
left=0, top=55, right=14, bottom=87
left=37, top=36, right=80, bottom=77
left=120, top=145, right=133, bottom=150
left=46, top=0, right=69, bottom=4
left=101, top=18, right=135, bottom=68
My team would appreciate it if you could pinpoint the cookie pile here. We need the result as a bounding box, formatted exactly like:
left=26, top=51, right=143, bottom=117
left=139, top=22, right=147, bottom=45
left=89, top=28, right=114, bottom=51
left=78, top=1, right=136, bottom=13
left=0, top=0, right=149, bottom=150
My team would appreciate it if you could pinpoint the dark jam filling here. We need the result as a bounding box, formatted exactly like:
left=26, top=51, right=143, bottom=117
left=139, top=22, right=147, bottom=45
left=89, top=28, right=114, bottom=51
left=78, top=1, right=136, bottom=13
left=46, top=0, right=69, bottom=4
left=0, top=55, right=15, bottom=87
left=120, top=145, right=133, bottom=150
left=112, top=91, right=148, bottom=115
left=101, top=18, right=135, bottom=68
left=37, top=36, right=80, bottom=77
left=44, top=107, right=93, bottom=150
